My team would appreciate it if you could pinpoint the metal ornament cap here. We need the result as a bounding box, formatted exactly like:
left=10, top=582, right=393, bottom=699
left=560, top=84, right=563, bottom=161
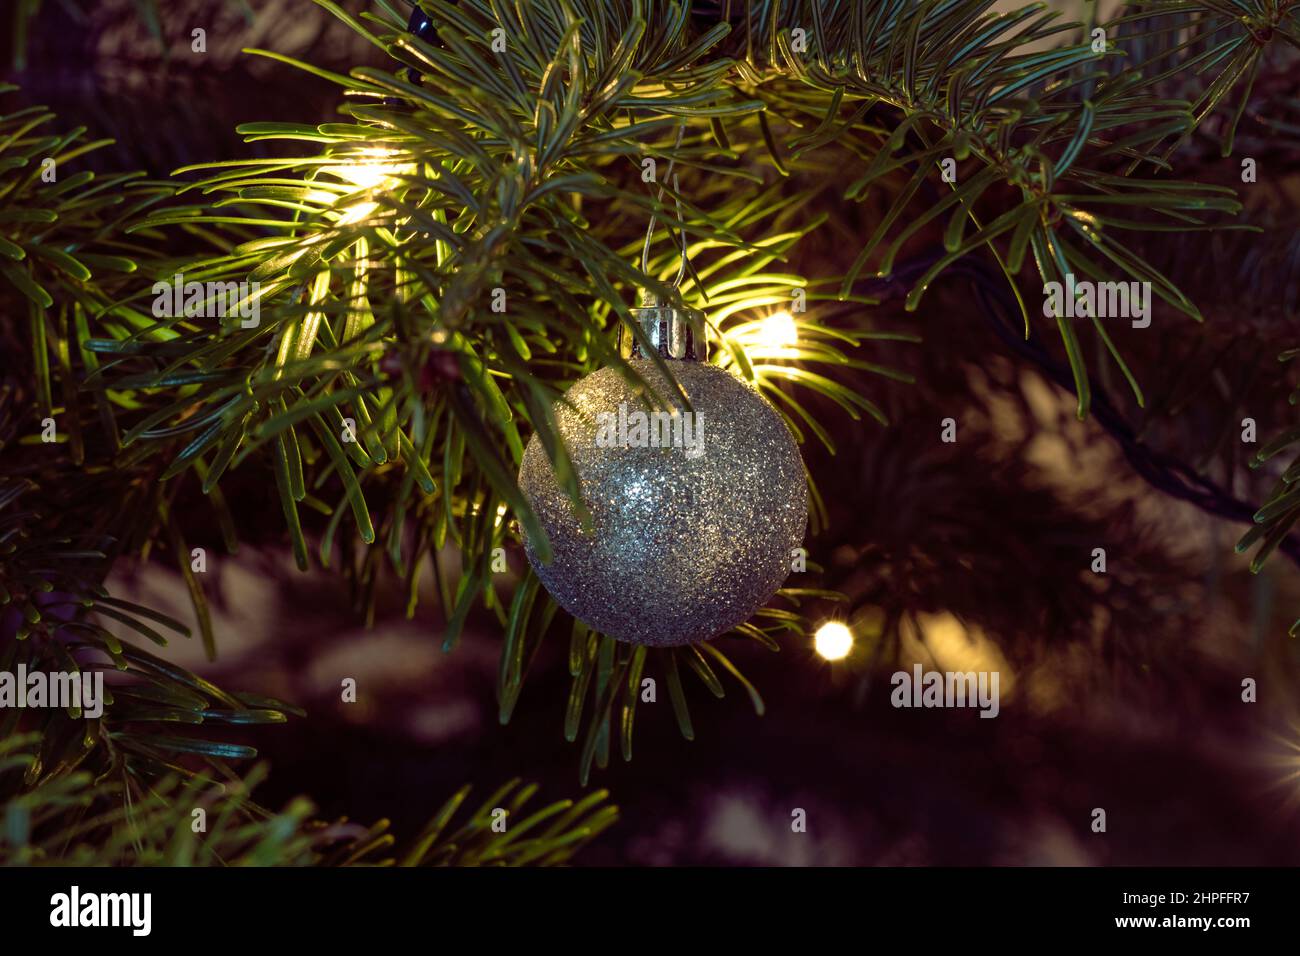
left=624, top=291, right=708, bottom=362
left=518, top=351, right=808, bottom=647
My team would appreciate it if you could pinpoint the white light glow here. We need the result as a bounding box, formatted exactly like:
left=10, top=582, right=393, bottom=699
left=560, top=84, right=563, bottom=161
left=322, top=148, right=412, bottom=190
left=814, top=621, right=853, bottom=661
left=754, top=310, right=798, bottom=352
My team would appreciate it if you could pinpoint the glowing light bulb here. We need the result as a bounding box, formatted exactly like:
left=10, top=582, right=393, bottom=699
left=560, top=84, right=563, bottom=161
left=322, top=149, right=415, bottom=225
left=754, top=310, right=798, bottom=352
left=323, top=148, right=410, bottom=190
left=333, top=165, right=396, bottom=190
left=814, top=621, right=853, bottom=661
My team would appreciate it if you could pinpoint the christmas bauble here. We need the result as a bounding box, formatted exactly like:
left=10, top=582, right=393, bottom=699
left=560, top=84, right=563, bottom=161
left=518, top=337, right=807, bottom=646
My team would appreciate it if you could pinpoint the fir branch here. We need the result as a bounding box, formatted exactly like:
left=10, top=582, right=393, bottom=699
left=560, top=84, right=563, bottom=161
left=9, top=0, right=1298, bottom=773
left=0, top=735, right=616, bottom=866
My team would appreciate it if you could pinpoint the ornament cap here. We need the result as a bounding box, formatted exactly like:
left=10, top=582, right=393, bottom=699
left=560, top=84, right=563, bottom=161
left=625, top=290, right=708, bottom=362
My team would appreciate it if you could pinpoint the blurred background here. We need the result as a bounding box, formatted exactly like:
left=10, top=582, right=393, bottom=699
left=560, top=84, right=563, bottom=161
left=7, top=0, right=1300, bottom=865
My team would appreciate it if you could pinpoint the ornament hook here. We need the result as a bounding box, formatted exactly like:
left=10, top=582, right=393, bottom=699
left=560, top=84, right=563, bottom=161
left=640, top=125, right=691, bottom=290
left=630, top=127, right=704, bottom=361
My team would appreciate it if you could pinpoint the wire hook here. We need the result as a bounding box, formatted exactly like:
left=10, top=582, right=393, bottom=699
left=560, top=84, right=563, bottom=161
left=641, top=124, right=691, bottom=293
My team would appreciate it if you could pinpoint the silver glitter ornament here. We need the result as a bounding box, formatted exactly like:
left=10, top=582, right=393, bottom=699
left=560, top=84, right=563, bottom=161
left=517, top=296, right=807, bottom=646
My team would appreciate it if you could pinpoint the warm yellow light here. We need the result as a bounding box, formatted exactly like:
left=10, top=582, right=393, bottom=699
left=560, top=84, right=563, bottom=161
left=814, top=621, right=853, bottom=661
left=322, top=148, right=412, bottom=190
left=755, top=310, right=798, bottom=351
left=336, top=200, right=379, bottom=226
left=323, top=149, right=415, bottom=226
left=331, top=165, right=398, bottom=190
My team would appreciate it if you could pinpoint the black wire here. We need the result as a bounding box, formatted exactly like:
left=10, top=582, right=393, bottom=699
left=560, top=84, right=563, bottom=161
left=858, top=249, right=1300, bottom=568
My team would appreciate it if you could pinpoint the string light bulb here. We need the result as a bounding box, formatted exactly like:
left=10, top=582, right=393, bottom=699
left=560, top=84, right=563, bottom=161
left=321, top=149, right=415, bottom=225
left=323, top=147, right=410, bottom=190
left=754, top=310, right=798, bottom=351
left=814, top=621, right=853, bottom=661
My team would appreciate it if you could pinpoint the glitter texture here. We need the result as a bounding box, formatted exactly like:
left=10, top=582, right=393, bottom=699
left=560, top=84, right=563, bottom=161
left=518, top=358, right=808, bottom=646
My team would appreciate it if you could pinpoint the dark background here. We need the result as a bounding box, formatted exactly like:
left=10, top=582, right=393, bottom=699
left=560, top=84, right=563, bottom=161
left=8, top=0, right=1300, bottom=865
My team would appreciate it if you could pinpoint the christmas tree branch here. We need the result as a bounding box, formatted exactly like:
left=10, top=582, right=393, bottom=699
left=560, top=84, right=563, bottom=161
left=0, top=733, right=616, bottom=866
left=8, top=1, right=1297, bottom=782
